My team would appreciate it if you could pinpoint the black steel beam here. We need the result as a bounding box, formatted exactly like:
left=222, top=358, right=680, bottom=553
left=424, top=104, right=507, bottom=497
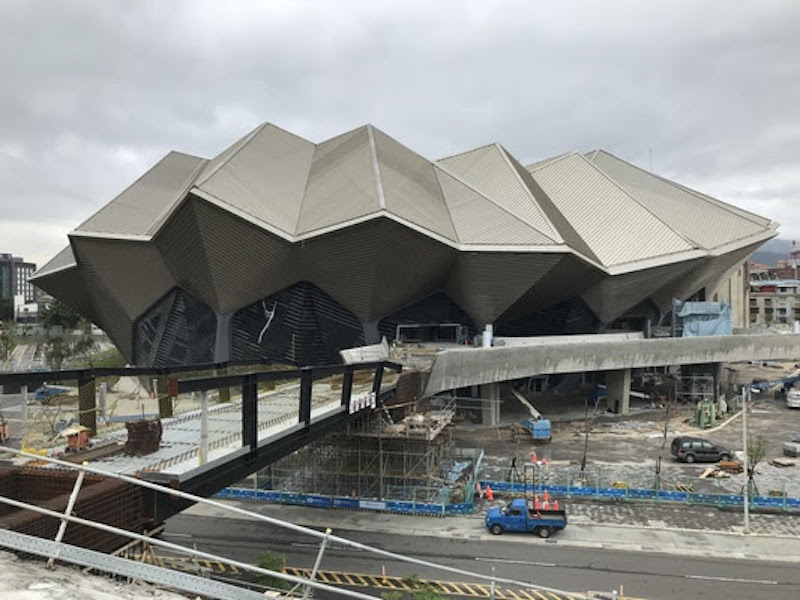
left=241, top=374, right=258, bottom=451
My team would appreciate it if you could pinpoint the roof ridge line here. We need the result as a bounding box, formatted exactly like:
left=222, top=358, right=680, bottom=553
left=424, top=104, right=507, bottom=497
left=194, top=122, right=269, bottom=187
left=593, top=150, right=772, bottom=229
left=148, top=157, right=210, bottom=238
left=494, top=143, right=565, bottom=245
left=436, top=142, right=496, bottom=164
left=573, top=152, right=699, bottom=252
left=432, top=161, right=559, bottom=246
left=366, top=125, right=387, bottom=210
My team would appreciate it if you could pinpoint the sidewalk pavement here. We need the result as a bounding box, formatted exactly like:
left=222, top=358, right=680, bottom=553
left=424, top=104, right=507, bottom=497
left=184, top=497, right=800, bottom=563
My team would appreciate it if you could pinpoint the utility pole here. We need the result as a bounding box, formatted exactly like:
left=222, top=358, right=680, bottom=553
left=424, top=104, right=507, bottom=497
left=742, top=386, right=750, bottom=534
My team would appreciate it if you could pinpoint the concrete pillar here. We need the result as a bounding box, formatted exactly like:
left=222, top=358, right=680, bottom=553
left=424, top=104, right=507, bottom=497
left=214, top=312, right=233, bottom=363
left=78, top=372, right=96, bottom=434
left=363, top=321, right=381, bottom=345
left=606, top=369, right=631, bottom=415
left=480, top=383, right=501, bottom=426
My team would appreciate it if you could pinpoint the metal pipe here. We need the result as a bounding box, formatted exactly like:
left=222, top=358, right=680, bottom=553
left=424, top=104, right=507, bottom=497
left=47, top=469, right=86, bottom=568
left=303, top=527, right=332, bottom=600
left=742, top=386, right=750, bottom=534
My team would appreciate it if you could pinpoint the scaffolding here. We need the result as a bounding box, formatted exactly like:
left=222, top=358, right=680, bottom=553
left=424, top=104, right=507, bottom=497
left=252, top=398, right=476, bottom=503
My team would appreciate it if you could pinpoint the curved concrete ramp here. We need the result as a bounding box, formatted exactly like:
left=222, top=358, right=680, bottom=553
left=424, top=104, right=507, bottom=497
left=423, top=333, right=800, bottom=397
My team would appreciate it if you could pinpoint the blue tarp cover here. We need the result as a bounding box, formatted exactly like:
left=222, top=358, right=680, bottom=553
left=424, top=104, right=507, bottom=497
left=675, top=301, right=732, bottom=337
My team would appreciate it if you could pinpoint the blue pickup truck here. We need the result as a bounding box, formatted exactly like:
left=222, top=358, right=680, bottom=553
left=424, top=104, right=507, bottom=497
left=485, top=498, right=567, bottom=538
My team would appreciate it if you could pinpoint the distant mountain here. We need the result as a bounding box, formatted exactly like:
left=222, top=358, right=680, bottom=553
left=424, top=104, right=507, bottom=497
left=750, top=238, right=795, bottom=266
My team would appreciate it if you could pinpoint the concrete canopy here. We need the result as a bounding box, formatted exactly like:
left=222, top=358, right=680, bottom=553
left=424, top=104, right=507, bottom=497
left=31, top=122, right=778, bottom=366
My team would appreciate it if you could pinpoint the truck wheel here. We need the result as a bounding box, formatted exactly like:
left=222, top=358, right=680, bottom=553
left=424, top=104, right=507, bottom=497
left=537, top=527, right=552, bottom=539
left=490, top=524, right=504, bottom=535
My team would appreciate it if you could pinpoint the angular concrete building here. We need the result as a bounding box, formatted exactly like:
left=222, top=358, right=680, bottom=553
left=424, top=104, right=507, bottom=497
left=31, top=123, right=777, bottom=367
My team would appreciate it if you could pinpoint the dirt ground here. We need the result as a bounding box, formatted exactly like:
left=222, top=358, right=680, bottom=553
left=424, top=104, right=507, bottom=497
left=456, top=362, right=800, bottom=498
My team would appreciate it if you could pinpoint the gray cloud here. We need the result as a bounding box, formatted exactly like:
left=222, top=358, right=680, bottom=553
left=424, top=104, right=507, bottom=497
left=1, top=0, right=799, bottom=268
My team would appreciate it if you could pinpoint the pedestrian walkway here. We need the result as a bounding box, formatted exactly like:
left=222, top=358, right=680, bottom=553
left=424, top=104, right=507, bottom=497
left=184, top=497, right=800, bottom=564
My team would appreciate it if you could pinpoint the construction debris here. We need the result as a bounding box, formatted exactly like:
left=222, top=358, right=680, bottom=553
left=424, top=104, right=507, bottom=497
left=698, top=466, right=730, bottom=479
left=770, top=457, right=798, bottom=468
left=718, top=460, right=743, bottom=474
left=783, top=442, right=800, bottom=457
left=125, top=419, right=163, bottom=455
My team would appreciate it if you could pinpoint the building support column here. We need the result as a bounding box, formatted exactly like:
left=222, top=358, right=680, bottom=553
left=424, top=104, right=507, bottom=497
left=606, top=368, right=631, bottom=415
left=77, top=371, right=96, bottom=434
left=362, top=321, right=381, bottom=345
left=213, top=312, right=233, bottom=363
left=480, top=383, right=501, bottom=426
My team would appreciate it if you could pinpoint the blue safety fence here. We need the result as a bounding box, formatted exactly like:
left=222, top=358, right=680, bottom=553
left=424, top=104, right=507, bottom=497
left=216, top=487, right=474, bottom=516
left=478, top=480, right=800, bottom=511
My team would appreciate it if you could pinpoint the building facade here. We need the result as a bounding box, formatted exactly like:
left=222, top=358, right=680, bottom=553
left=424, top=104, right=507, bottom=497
left=0, top=253, right=37, bottom=304
left=31, top=123, right=777, bottom=367
left=749, top=280, right=800, bottom=328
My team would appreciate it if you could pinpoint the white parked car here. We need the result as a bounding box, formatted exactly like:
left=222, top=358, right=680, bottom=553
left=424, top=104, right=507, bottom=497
left=786, top=381, right=800, bottom=408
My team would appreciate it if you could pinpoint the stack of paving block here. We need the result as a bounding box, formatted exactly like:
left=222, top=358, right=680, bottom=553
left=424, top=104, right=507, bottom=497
left=124, top=419, right=163, bottom=455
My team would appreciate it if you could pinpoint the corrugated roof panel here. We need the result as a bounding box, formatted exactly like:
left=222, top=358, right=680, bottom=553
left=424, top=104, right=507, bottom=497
left=372, top=127, right=458, bottom=243
left=28, top=262, right=98, bottom=326
left=76, top=152, right=206, bottom=237
left=195, top=124, right=315, bottom=236
left=31, top=245, right=76, bottom=279
left=437, top=145, right=561, bottom=242
left=587, top=151, right=772, bottom=249
left=435, top=168, right=557, bottom=245
left=296, top=127, right=380, bottom=236
left=530, top=153, right=695, bottom=267
left=195, top=123, right=265, bottom=184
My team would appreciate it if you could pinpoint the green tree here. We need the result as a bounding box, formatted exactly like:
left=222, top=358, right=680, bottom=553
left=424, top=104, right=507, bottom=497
left=746, top=433, right=768, bottom=497
left=255, top=551, right=289, bottom=591
left=42, top=335, right=72, bottom=370
left=72, top=336, right=98, bottom=366
left=41, top=299, right=82, bottom=331
left=0, top=320, right=16, bottom=365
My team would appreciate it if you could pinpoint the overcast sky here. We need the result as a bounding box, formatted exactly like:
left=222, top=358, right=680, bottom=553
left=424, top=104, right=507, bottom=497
left=1, top=0, right=799, bottom=269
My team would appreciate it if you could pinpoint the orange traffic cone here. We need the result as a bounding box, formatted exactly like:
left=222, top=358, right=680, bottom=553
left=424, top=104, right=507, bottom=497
left=542, top=490, right=550, bottom=503
left=533, top=495, right=541, bottom=510
left=553, top=500, right=560, bottom=510
left=485, top=485, right=494, bottom=501
left=541, top=457, right=548, bottom=466
left=531, top=451, right=538, bottom=463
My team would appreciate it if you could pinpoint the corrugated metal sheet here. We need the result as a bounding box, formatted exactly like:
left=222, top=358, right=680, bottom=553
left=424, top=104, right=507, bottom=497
left=195, top=124, right=315, bottom=236
left=496, top=254, right=603, bottom=325
left=190, top=198, right=297, bottom=314
left=296, top=127, right=380, bottom=235
left=587, top=150, right=773, bottom=249
left=71, top=243, right=135, bottom=359
left=372, top=127, right=458, bottom=243
left=154, top=195, right=220, bottom=310
left=437, top=144, right=561, bottom=243
left=69, top=237, right=175, bottom=318
left=76, top=152, right=206, bottom=237
left=28, top=263, right=98, bottom=327
left=435, top=167, right=556, bottom=245
left=581, top=259, right=699, bottom=323
left=530, top=153, right=695, bottom=268
left=30, top=245, right=76, bottom=278
left=649, top=242, right=761, bottom=314
left=301, top=218, right=455, bottom=322
left=446, top=253, right=565, bottom=326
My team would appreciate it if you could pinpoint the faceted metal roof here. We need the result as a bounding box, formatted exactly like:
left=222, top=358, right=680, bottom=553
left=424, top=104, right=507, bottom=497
left=31, top=122, right=778, bottom=362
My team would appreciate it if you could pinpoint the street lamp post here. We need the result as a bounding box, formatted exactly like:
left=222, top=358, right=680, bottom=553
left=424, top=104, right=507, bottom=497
left=742, top=386, right=750, bottom=534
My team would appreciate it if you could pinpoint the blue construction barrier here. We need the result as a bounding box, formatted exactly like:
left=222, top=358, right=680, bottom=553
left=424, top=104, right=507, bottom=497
left=478, top=480, right=800, bottom=511
left=216, top=487, right=472, bottom=516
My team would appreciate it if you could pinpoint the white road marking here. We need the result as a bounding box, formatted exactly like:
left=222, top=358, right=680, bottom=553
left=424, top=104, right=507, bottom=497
left=685, top=574, right=777, bottom=585
left=475, top=557, right=557, bottom=568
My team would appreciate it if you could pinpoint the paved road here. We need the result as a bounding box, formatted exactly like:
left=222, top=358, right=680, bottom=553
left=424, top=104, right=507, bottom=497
left=166, top=512, right=800, bottom=600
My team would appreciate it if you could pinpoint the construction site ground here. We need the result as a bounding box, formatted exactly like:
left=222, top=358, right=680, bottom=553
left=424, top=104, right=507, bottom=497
left=458, top=362, right=800, bottom=500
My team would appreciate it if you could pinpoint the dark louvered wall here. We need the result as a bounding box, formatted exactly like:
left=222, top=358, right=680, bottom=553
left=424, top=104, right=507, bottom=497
left=378, top=292, right=476, bottom=341
left=231, top=281, right=364, bottom=366
left=133, top=288, right=216, bottom=367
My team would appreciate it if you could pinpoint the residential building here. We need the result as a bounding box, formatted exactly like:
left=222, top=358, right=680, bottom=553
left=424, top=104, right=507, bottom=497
left=750, top=279, right=800, bottom=327
left=0, top=253, right=37, bottom=303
